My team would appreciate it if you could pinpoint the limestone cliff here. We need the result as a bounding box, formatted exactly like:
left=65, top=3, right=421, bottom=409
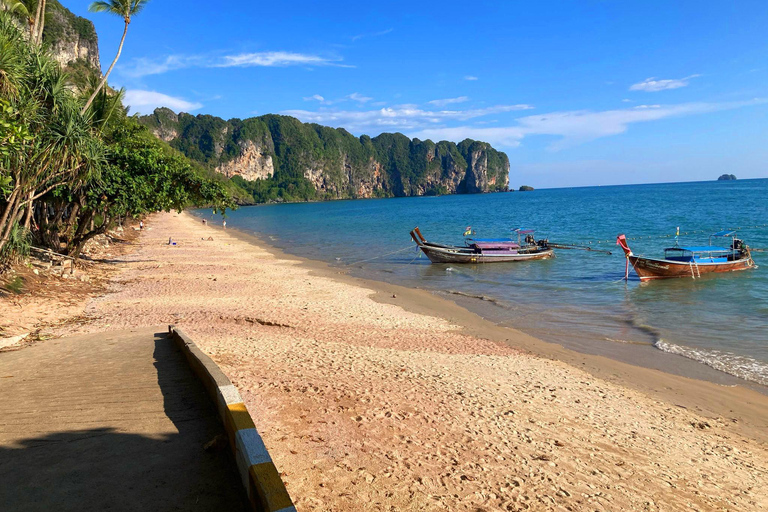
left=217, top=141, right=275, bottom=181
left=44, top=1, right=100, bottom=71
left=137, top=110, right=511, bottom=202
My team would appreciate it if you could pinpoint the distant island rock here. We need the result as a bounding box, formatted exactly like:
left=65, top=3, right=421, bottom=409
left=717, top=174, right=737, bottom=181
left=518, top=185, right=535, bottom=191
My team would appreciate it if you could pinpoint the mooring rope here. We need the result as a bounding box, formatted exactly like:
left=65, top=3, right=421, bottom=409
left=578, top=223, right=768, bottom=245
left=342, top=245, right=418, bottom=266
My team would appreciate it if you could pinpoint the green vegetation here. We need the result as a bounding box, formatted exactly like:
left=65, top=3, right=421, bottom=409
left=61, top=57, right=99, bottom=90
left=139, top=111, right=511, bottom=203
left=0, top=10, right=234, bottom=265
left=232, top=175, right=318, bottom=203
left=44, top=0, right=98, bottom=46
left=519, top=185, right=534, bottom=191
left=717, top=174, right=737, bottom=181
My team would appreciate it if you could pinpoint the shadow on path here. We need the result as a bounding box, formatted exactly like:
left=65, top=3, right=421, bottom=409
left=0, top=331, right=248, bottom=511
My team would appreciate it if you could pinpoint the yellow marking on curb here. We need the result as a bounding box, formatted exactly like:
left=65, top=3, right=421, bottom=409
left=227, top=402, right=256, bottom=432
left=249, top=462, right=294, bottom=511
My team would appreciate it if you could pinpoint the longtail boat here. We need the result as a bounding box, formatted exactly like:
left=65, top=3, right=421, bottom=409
left=616, top=230, right=757, bottom=281
left=410, top=227, right=554, bottom=264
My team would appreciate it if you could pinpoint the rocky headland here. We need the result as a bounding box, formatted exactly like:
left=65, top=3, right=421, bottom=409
left=138, top=108, right=511, bottom=201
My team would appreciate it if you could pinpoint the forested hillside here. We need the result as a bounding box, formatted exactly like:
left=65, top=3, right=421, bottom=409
left=139, top=108, right=511, bottom=203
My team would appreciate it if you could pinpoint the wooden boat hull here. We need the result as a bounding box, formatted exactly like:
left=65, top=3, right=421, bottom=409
left=418, top=243, right=554, bottom=264
left=628, top=255, right=756, bottom=281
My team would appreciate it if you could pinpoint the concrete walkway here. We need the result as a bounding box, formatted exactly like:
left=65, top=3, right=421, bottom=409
left=0, top=327, right=248, bottom=511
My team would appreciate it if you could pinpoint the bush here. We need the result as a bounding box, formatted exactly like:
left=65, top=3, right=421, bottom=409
left=0, top=222, right=31, bottom=265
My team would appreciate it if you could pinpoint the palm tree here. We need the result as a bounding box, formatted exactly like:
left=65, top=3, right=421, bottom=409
left=80, top=0, right=148, bottom=115
left=0, top=0, right=42, bottom=43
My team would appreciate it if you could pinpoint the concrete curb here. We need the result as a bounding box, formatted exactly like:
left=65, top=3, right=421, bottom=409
left=169, top=326, right=296, bottom=512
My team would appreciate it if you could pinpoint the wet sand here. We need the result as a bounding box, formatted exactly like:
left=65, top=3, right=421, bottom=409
left=44, top=211, right=768, bottom=511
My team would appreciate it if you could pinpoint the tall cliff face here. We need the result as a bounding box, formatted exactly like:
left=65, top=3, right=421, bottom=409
left=44, top=1, right=100, bottom=71
left=2, top=0, right=103, bottom=87
left=138, top=109, right=510, bottom=201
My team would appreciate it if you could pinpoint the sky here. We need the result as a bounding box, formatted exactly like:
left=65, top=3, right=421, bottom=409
left=65, top=0, right=768, bottom=188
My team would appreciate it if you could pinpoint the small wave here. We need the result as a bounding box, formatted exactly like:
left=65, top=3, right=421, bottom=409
left=655, top=340, right=768, bottom=386
left=603, top=337, right=653, bottom=346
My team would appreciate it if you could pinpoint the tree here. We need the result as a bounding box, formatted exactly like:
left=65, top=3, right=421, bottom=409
left=80, top=0, right=148, bottom=114
left=0, top=12, right=104, bottom=253
left=65, top=120, right=233, bottom=258
left=0, top=8, right=233, bottom=265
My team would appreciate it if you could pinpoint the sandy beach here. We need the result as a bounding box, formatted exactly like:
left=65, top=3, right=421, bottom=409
left=17, top=211, right=768, bottom=511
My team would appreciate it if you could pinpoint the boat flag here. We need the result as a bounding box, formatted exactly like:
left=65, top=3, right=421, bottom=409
left=463, top=226, right=473, bottom=236
left=675, top=226, right=679, bottom=246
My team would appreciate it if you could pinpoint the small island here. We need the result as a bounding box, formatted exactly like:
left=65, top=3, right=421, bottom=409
left=519, top=185, right=535, bottom=191
left=717, top=174, right=737, bottom=181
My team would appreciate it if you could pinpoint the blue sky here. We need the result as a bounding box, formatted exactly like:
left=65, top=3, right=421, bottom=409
left=67, top=0, right=768, bottom=187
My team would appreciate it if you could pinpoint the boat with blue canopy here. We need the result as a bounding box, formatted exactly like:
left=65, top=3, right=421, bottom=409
left=616, top=230, right=757, bottom=281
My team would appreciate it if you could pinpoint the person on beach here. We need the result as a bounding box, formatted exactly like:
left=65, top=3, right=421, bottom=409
left=223, top=220, right=227, bottom=229
left=139, top=220, right=144, bottom=231
left=202, top=218, right=207, bottom=226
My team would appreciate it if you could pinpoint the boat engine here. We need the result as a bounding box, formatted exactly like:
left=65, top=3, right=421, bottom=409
left=537, top=238, right=549, bottom=248
left=732, top=238, right=744, bottom=251
left=525, top=234, right=535, bottom=245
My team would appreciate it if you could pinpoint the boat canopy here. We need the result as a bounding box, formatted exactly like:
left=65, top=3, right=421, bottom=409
left=473, top=241, right=520, bottom=250
left=711, top=230, right=736, bottom=237
left=468, top=238, right=514, bottom=243
left=514, top=229, right=535, bottom=234
left=666, top=246, right=733, bottom=253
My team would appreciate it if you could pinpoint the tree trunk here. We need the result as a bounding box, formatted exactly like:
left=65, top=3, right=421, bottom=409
left=0, top=187, right=21, bottom=250
left=21, top=192, right=34, bottom=230
left=67, top=209, right=111, bottom=260
left=32, top=0, right=42, bottom=43
left=36, top=0, right=46, bottom=45
left=81, top=18, right=129, bottom=114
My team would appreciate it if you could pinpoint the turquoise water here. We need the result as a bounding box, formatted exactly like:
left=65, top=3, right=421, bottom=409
left=201, top=179, right=768, bottom=386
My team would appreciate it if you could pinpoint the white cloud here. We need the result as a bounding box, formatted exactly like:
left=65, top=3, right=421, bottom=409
left=413, top=99, right=765, bottom=150
left=124, top=90, right=203, bottom=115
left=629, top=74, right=700, bottom=92
left=280, top=104, right=533, bottom=133
left=351, top=28, right=394, bottom=41
left=621, top=98, right=633, bottom=103
left=120, top=51, right=351, bottom=78
left=428, top=96, right=469, bottom=107
left=347, top=92, right=373, bottom=103
left=216, top=51, right=345, bottom=68
left=464, top=75, right=479, bottom=81
left=303, top=94, right=326, bottom=102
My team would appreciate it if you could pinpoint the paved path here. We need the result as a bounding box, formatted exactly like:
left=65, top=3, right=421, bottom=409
left=0, top=327, right=248, bottom=511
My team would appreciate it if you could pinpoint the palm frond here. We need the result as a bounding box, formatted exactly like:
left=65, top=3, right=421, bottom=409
left=88, top=1, right=121, bottom=15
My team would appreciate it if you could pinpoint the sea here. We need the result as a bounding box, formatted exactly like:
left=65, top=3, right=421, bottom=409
left=197, top=179, right=768, bottom=388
